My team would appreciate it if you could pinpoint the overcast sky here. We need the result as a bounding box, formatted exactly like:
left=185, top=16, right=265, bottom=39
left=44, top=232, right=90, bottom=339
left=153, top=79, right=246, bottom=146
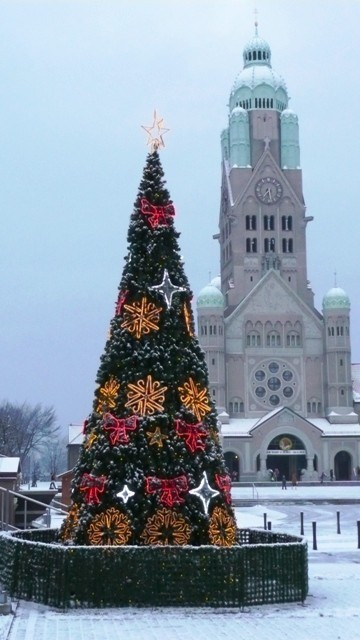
left=0, top=0, right=359, bottom=433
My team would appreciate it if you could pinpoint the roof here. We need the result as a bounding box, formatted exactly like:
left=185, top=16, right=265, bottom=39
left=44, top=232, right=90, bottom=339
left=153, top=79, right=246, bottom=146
left=322, top=287, right=350, bottom=310
left=221, top=411, right=360, bottom=438
left=0, top=456, right=20, bottom=474
left=68, top=424, right=84, bottom=446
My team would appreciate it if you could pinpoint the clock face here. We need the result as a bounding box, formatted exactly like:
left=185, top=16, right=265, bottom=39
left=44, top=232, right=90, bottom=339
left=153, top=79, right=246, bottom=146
left=255, top=177, right=283, bottom=204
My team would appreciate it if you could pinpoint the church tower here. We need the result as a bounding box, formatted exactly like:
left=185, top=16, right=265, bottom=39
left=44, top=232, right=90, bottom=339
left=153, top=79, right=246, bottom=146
left=198, top=23, right=356, bottom=426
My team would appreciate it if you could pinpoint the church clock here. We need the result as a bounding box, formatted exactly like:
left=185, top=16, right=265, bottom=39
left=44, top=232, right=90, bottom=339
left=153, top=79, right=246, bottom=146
left=255, top=177, right=283, bottom=204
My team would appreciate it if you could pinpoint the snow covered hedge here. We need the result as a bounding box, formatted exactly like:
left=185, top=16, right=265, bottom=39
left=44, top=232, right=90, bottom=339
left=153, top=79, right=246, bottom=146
left=0, top=528, right=308, bottom=608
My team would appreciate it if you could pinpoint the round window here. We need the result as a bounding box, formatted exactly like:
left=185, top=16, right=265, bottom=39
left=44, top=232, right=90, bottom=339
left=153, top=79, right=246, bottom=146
left=269, top=395, right=280, bottom=406
left=268, top=362, right=279, bottom=373
left=255, top=370, right=266, bottom=381
left=255, top=386, right=266, bottom=397
left=283, top=386, right=294, bottom=398
left=283, top=370, right=293, bottom=382
left=268, top=377, right=281, bottom=391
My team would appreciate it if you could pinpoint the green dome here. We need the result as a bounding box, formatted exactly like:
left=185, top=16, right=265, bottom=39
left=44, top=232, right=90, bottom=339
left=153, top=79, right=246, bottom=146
left=197, top=283, right=224, bottom=309
left=322, top=287, right=350, bottom=310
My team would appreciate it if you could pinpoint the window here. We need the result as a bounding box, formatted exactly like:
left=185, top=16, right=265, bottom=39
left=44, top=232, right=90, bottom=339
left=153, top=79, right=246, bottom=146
left=282, top=238, right=294, bottom=253
left=246, top=215, right=256, bottom=230
left=281, top=216, right=292, bottom=231
left=264, top=215, right=274, bottom=231
left=247, top=331, right=261, bottom=347
left=267, top=331, right=281, bottom=347
left=246, top=238, right=257, bottom=253
left=264, top=237, right=276, bottom=252
left=286, top=332, right=301, bottom=347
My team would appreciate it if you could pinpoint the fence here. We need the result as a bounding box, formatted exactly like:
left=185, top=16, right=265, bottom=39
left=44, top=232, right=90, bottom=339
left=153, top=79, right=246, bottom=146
left=0, top=527, right=308, bottom=609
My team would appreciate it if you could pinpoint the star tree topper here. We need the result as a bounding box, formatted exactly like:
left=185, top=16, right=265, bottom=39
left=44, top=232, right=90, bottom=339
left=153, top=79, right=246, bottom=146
left=149, top=269, right=186, bottom=309
left=141, top=110, right=170, bottom=152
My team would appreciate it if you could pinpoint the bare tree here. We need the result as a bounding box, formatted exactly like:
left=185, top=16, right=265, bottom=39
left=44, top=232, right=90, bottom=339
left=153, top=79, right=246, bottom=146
left=0, top=401, right=59, bottom=465
left=42, top=435, right=67, bottom=478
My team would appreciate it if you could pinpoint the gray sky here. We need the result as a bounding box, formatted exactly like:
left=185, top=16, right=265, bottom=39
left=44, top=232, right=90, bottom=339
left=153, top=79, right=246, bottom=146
left=0, top=0, right=359, bottom=432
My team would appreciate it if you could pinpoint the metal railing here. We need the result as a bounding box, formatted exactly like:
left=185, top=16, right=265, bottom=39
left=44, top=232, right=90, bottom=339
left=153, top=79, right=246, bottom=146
left=0, top=486, right=68, bottom=531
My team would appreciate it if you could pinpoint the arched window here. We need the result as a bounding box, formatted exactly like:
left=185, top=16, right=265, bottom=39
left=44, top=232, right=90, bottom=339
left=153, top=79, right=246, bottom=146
left=264, top=215, right=274, bottom=231
left=246, top=215, right=257, bottom=230
left=282, top=215, right=292, bottom=231
left=286, top=331, right=301, bottom=347
left=266, top=330, right=281, bottom=347
left=247, top=331, right=261, bottom=347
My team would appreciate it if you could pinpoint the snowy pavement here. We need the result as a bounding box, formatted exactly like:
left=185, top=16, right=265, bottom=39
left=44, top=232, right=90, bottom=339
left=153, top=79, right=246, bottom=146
left=1, top=484, right=359, bottom=640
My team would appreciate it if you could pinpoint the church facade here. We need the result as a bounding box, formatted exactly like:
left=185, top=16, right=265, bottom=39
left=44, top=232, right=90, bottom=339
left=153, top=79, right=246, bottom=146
left=196, top=26, right=360, bottom=482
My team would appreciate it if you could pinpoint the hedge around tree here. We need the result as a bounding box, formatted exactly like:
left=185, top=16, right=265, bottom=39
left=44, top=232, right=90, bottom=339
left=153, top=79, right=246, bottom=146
left=0, top=528, right=308, bottom=608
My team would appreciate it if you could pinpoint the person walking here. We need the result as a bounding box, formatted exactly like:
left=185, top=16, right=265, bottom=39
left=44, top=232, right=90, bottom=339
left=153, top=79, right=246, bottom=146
left=281, top=475, right=287, bottom=490
left=291, top=472, right=297, bottom=489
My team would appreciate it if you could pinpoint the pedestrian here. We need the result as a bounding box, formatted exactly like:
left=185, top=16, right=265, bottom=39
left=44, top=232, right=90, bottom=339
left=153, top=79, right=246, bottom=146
left=320, top=471, right=326, bottom=484
left=330, top=469, right=334, bottom=481
left=281, top=475, right=287, bottom=490
left=49, top=473, right=57, bottom=490
left=291, top=472, right=297, bottom=489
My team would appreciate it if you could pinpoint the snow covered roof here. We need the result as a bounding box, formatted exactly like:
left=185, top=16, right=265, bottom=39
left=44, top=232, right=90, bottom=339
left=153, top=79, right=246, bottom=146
left=221, top=413, right=360, bottom=438
left=68, top=424, right=84, bottom=446
left=0, top=456, right=20, bottom=474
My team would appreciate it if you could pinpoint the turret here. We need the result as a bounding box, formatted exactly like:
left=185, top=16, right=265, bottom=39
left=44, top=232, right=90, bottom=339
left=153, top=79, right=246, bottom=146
left=322, top=286, right=356, bottom=422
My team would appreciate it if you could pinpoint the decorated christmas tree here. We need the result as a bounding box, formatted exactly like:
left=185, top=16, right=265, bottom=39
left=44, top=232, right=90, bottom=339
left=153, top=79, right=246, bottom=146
left=60, top=116, right=237, bottom=547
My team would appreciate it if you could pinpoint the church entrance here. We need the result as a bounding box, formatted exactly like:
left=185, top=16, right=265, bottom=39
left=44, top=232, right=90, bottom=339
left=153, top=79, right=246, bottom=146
left=334, top=451, right=352, bottom=480
left=266, top=433, right=307, bottom=482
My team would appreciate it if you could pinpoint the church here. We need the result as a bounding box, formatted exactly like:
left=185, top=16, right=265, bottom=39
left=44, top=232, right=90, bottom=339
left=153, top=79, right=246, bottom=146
left=196, top=25, right=360, bottom=483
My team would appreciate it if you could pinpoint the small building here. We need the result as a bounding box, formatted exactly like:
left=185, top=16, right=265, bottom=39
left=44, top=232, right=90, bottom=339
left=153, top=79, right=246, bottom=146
left=0, top=455, right=21, bottom=529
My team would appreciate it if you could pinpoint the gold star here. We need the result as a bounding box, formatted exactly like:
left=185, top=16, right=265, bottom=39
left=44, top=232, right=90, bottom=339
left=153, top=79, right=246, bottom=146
left=141, top=110, right=170, bottom=152
left=146, top=426, right=168, bottom=448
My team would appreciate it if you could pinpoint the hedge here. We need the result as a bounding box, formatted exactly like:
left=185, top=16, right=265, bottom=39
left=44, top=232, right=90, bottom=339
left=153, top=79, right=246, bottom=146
left=0, top=528, right=308, bottom=608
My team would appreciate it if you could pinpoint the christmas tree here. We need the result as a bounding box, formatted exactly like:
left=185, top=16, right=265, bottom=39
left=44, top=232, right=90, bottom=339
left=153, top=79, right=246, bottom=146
left=60, top=126, right=237, bottom=548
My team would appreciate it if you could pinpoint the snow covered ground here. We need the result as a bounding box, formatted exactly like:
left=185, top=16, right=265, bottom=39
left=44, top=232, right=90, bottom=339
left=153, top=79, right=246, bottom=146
left=1, top=484, right=359, bottom=639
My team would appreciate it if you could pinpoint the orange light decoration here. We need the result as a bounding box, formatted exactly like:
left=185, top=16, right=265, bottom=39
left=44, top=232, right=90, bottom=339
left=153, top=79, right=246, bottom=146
left=84, top=431, right=97, bottom=449
left=183, top=303, right=194, bottom=336
left=88, top=507, right=132, bottom=546
left=96, top=377, right=120, bottom=414
left=178, top=377, right=211, bottom=421
left=125, top=375, right=167, bottom=416
left=121, top=297, right=162, bottom=339
left=140, top=508, right=191, bottom=546
left=59, top=504, right=80, bottom=542
left=146, top=425, right=168, bottom=448
left=208, top=506, right=237, bottom=547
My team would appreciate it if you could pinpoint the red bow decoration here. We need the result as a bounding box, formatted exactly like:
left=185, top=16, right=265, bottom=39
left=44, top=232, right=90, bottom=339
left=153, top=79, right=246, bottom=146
left=115, top=290, right=128, bottom=316
left=82, top=418, right=89, bottom=435
left=145, top=474, right=188, bottom=507
left=140, top=198, right=175, bottom=229
left=215, top=473, right=232, bottom=505
left=80, top=473, right=107, bottom=504
left=174, top=419, right=208, bottom=453
left=103, top=413, right=138, bottom=445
